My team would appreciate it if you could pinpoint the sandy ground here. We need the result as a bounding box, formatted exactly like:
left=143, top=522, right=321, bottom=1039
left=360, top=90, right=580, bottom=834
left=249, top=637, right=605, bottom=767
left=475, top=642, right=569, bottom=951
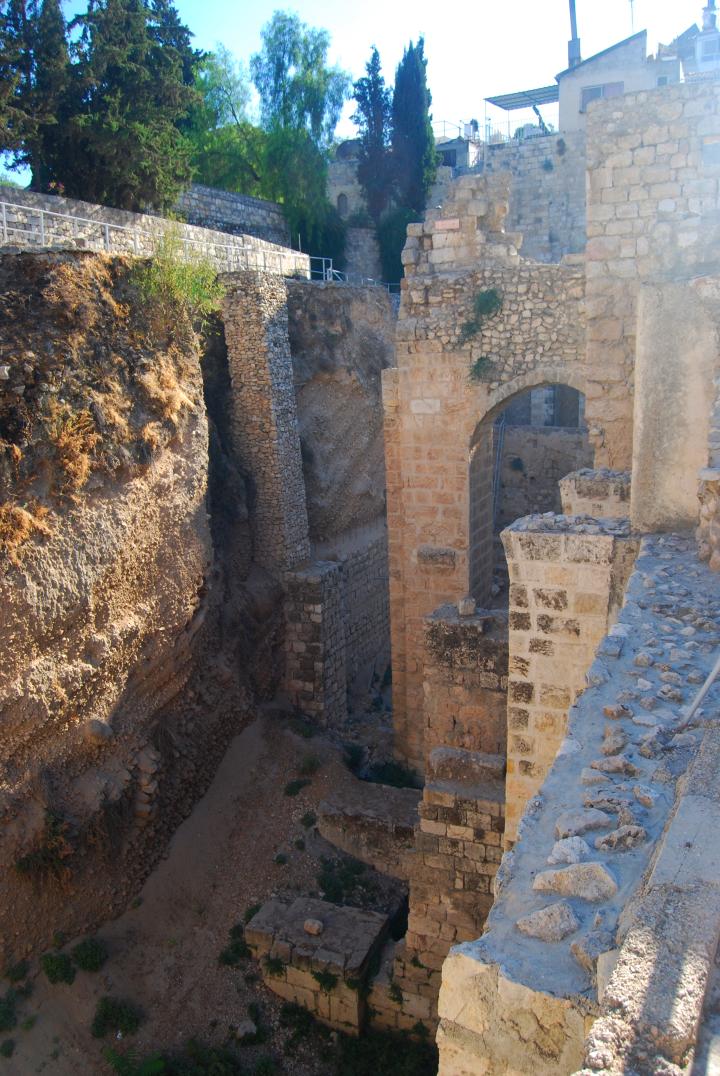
left=3, top=714, right=402, bottom=1075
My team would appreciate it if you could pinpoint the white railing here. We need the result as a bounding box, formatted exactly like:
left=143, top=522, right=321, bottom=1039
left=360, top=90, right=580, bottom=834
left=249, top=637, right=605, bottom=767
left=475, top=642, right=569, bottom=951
left=0, top=197, right=313, bottom=278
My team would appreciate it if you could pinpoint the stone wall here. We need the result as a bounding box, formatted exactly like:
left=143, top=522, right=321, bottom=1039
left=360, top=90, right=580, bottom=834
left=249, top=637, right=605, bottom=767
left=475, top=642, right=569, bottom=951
left=498, top=425, right=593, bottom=526
left=559, top=469, right=631, bottom=518
left=423, top=607, right=508, bottom=763
left=0, top=185, right=308, bottom=276
left=174, top=184, right=289, bottom=246
left=284, top=562, right=346, bottom=726
left=501, top=516, right=640, bottom=844
left=437, top=532, right=720, bottom=1075
left=384, top=171, right=587, bottom=771
left=344, top=226, right=384, bottom=282
left=327, top=155, right=367, bottom=219
left=477, top=130, right=586, bottom=263
left=341, top=533, right=390, bottom=682
left=584, top=80, right=720, bottom=469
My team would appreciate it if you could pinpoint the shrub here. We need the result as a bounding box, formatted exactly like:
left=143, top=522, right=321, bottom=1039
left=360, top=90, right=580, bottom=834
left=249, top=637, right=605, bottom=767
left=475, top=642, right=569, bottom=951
left=334, top=1027, right=438, bottom=1076
left=219, top=924, right=251, bottom=967
left=243, top=904, right=261, bottom=924
left=363, top=760, right=421, bottom=790
left=0, top=1040, right=14, bottom=1058
left=388, top=980, right=403, bottom=1004
left=274, top=852, right=288, bottom=865
left=4, top=961, right=28, bottom=984
left=299, top=753, right=321, bottom=776
left=130, top=228, right=226, bottom=330
left=41, top=953, right=75, bottom=985
left=343, top=744, right=364, bottom=773
left=72, top=937, right=108, bottom=972
left=459, top=288, right=503, bottom=344
left=0, top=992, right=16, bottom=1034
left=377, top=207, right=419, bottom=284
left=300, top=811, right=317, bottom=830
left=15, top=809, right=73, bottom=884
left=91, top=997, right=143, bottom=1039
left=542, top=156, right=554, bottom=171
left=254, top=1059, right=277, bottom=1076
left=312, top=970, right=338, bottom=994
left=468, top=356, right=493, bottom=382
left=283, top=779, right=310, bottom=797
left=264, top=956, right=284, bottom=978
left=0, top=502, right=51, bottom=566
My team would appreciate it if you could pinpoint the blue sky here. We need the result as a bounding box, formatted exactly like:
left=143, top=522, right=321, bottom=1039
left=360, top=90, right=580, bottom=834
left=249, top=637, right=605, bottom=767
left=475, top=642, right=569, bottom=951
left=176, top=0, right=703, bottom=136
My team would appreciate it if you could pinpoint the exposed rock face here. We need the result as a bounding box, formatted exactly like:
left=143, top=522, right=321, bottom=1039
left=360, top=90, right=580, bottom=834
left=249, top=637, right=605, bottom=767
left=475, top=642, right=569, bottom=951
left=0, top=252, right=215, bottom=959
left=285, top=281, right=395, bottom=545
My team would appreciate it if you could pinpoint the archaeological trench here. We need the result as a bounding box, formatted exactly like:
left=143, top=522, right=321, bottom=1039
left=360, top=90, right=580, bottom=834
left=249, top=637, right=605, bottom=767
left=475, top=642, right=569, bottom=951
left=3, top=79, right=720, bottom=1075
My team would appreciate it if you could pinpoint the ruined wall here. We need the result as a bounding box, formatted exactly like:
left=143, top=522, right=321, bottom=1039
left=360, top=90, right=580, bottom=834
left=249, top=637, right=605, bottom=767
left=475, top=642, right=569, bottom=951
left=501, top=516, right=639, bottom=844
left=559, top=468, right=631, bottom=517
left=0, top=252, right=215, bottom=959
left=174, top=184, right=289, bottom=246
left=584, top=80, right=720, bottom=469
left=479, top=130, right=586, bottom=263
left=344, top=227, right=384, bottom=282
left=384, top=171, right=587, bottom=771
left=499, top=425, right=593, bottom=526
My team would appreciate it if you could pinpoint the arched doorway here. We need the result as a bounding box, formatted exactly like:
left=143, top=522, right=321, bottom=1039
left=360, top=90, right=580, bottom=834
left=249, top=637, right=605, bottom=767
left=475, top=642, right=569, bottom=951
left=469, top=383, right=591, bottom=606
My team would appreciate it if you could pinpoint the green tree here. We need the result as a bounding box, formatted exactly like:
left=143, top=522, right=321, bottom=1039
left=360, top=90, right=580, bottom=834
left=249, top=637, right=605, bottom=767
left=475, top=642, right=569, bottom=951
left=250, top=10, right=350, bottom=263
left=352, top=46, right=393, bottom=225
left=391, top=37, right=436, bottom=214
left=55, top=0, right=198, bottom=209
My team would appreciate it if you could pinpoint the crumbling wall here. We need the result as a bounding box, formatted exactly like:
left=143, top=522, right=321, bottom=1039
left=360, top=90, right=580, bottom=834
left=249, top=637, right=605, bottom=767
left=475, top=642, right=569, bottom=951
left=499, top=425, right=593, bottom=526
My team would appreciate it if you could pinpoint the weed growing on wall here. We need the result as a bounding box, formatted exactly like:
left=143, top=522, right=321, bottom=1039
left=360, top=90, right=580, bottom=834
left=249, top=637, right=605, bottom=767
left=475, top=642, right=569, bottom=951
left=459, top=288, right=502, bottom=344
left=15, top=809, right=74, bottom=884
left=131, top=228, right=226, bottom=330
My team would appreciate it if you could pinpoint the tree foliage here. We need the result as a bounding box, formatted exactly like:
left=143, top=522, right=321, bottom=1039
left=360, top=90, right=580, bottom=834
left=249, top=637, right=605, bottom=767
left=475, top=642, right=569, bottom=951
left=0, top=0, right=199, bottom=210
left=352, top=46, right=393, bottom=225
left=391, top=37, right=436, bottom=215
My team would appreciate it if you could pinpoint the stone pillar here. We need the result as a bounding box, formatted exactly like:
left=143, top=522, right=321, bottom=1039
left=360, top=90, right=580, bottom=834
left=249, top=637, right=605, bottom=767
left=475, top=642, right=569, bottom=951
left=222, top=271, right=310, bottom=574
left=284, top=562, right=346, bottom=727
left=559, top=468, right=631, bottom=517
left=501, top=517, right=639, bottom=845
left=422, top=605, right=508, bottom=765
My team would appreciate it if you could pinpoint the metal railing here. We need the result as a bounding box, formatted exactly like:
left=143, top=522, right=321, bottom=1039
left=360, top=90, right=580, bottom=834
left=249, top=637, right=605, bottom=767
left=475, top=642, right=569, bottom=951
left=0, top=197, right=314, bottom=279
left=310, top=260, right=400, bottom=293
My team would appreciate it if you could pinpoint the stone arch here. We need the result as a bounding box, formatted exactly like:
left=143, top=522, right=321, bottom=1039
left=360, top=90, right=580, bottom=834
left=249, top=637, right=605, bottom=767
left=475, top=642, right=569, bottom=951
left=468, top=371, right=589, bottom=605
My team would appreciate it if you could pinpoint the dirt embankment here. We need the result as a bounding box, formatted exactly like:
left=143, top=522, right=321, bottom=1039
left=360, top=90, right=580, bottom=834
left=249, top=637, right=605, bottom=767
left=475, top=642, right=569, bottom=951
left=0, top=252, right=268, bottom=964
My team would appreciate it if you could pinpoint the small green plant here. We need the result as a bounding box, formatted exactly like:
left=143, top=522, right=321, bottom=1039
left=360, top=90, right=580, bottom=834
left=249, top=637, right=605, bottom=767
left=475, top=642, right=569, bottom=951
left=219, top=923, right=251, bottom=966
left=317, top=856, right=375, bottom=906
left=41, top=952, right=75, bottom=985
left=0, top=1040, right=14, bottom=1058
left=91, top=997, right=143, bottom=1039
left=104, top=1048, right=167, bottom=1075
left=364, top=760, right=421, bottom=789
left=468, top=356, right=493, bottom=382
left=20, top=1015, right=36, bottom=1032
left=279, top=1002, right=317, bottom=1044
left=388, top=980, right=403, bottom=1004
left=15, top=810, right=73, bottom=883
left=542, top=157, right=554, bottom=172
left=72, top=937, right=108, bottom=972
left=343, top=743, right=364, bottom=773
left=288, top=714, right=316, bottom=739
left=4, top=961, right=28, bottom=984
left=274, top=852, right=288, bottom=865
left=312, top=969, right=338, bottom=994
left=264, top=956, right=284, bottom=978
left=294, top=838, right=306, bottom=851
left=0, top=993, right=17, bottom=1035
left=254, top=1058, right=277, bottom=1076
left=244, top=904, right=261, bottom=924
left=130, top=229, right=226, bottom=329
left=300, top=811, right=317, bottom=829
left=459, top=288, right=503, bottom=344
left=283, top=779, right=310, bottom=797
left=299, top=753, right=321, bottom=776
left=411, top=955, right=424, bottom=969
left=556, top=137, right=567, bottom=156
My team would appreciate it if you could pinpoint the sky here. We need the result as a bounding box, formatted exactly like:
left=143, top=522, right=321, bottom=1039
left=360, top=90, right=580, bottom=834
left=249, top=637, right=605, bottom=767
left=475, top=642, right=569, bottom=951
left=174, top=0, right=704, bottom=137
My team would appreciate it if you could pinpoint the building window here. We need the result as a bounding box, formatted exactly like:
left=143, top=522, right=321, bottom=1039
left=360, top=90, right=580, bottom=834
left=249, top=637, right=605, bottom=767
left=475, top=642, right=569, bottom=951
left=580, top=81, right=624, bottom=112
left=701, top=34, right=720, bottom=58
left=657, top=75, right=668, bottom=86
left=337, top=193, right=348, bottom=217
left=440, top=149, right=457, bottom=167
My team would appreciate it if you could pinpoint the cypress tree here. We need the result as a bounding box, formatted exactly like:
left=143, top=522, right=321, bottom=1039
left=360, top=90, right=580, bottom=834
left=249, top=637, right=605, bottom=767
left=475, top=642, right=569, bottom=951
left=391, top=37, right=436, bottom=214
left=352, top=46, right=393, bottom=225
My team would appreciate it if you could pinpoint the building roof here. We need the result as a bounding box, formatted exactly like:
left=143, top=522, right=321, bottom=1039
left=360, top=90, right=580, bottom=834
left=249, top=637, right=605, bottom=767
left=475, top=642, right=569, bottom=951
left=484, top=85, right=560, bottom=111
left=555, top=29, right=647, bottom=80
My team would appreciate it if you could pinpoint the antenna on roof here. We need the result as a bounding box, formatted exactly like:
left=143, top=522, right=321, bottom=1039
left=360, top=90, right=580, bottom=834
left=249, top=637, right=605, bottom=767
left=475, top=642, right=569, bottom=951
left=629, top=0, right=635, bottom=31
left=568, top=0, right=582, bottom=67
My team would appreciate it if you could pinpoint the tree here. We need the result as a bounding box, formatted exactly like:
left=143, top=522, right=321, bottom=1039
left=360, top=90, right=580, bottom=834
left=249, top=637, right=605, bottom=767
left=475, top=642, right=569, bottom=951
left=250, top=10, right=350, bottom=263
left=391, top=37, right=436, bottom=214
left=352, top=46, right=393, bottom=225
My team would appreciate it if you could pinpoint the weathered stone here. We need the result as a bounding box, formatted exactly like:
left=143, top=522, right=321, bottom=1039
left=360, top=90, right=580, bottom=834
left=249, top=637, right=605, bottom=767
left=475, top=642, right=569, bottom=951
left=594, top=825, right=648, bottom=852
left=554, top=808, right=613, bottom=839
left=533, top=862, right=618, bottom=902
left=570, top=929, right=616, bottom=976
left=304, top=918, right=324, bottom=936
left=516, top=901, right=580, bottom=942
left=547, top=836, right=591, bottom=865
left=590, top=755, right=639, bottom=776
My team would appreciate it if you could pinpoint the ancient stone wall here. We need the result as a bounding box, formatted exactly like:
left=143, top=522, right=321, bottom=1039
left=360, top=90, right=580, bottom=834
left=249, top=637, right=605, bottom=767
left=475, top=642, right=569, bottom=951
left=501, top=516, right=640, bottom=844
left=384, top=171, right=587, bottom=771
left=284, top=562, right=346, bottom=726
left=0, top=185, right=308, bottom=276
left=174, top=184, right=289, bottom=245
left=477, top=130, right=586, bottom=263
left=559, top=468, right=631, bottom=517
left=584, top=80, right=720, bottom=469
left=344, top=226, right=384, bottom=282
left=499, top=425, right=593, bottom=526
left=327, top=155, right=367, bottom=219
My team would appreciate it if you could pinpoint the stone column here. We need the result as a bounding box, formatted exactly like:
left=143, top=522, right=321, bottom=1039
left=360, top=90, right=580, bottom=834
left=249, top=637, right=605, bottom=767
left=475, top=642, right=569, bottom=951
left=501, top=517, right=639, bottom=845
left=222, top=271, right=310, bottom=574
left=284, top=562, right=346, bottom=728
